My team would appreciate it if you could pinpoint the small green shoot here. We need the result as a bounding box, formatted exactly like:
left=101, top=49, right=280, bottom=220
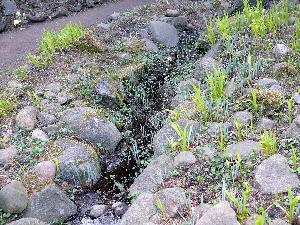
left=259, top=129, right=277, bottom=156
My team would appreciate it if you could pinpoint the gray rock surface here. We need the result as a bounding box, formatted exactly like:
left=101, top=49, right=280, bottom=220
left=174, top=151, right=197, bottom=167
left=7, top=218, right=47, bottom=225
left=37, top=112, right=56, bottom=126
left=227, top=140, right=260, bottom=159
left=89, top=205, right=109, bottom=218
left=269, top=219, right=290, bottom=225
left=59, top=107, right=122, bottom=153
left=142, top=38, right=159, bottom=52
left=95, top=78, right=118, bottom=108
left=1, top=0, right=17, bottom=16
left=112, top=202, right=128, bottom=217
left=195, top=57, right=222, bottom=79
left=257, top=117, right=275, bottom=132
left=24, top=185, right=77, bottom=224
left=256, top=78, right=279, bottom=89
left=32, top=129, right=49, bottom=142
left=232, top=111, right=253, bottom=126
left=57, top=139, right=101, bottom=186
left=129, top=154, right=173, bottom=195
left=34, top=160, right=56, bottom=180
left=165, top=9, right=179, bottom=17
left=253, top=154, right=300, bottom=194
left=273, top=44, right=290, bottom=58
left=16, top=106, right=37, bottom=131
left=0, top=181, right=28, bottom=213
left=0, top=145, right=17, bottom=165
left=148, top=21, right=179, bottom=47
left=196, top=201, right=240, bottom=225
left=284, top=115, right=300, bottom=140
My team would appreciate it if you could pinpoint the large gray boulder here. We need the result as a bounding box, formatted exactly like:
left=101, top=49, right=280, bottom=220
left=0, top=181, right=28, bottom=213
left=24, top=185, right=77, bottom=224
left=253, top=154, right=300, bottom=194
left=196, top=201, right=240, bottom=225
left=129, top=154, right=174, bottom=195
left=227, top=140, right=260, bottom=159
left=7, top=218, right=47, bottom=225
left=16, top=106, right=38, bottom=131
left=148, top=21, right=179, bottom=47
left=153, top=118, right=200, bottom=156
left=59, top=107, right=122, bottom=153
left=56, top=139, right=101, bottom=186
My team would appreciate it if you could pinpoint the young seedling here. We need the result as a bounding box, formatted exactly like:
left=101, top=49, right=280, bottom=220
left=215, top=12, right=231, bottom=40
left=287, top=97, right=294, bottom=124
left=287, top=189, right=299, bottom=223
left=169, top=120, right=190, bottom=151
left=254, top=207, right=270, bottom=225
left=206, top=19, right=215, bottom=46
left=259, top=129, right=277, bottom=156
left=155, top=198, right=168, bottom=221
left=235, top=119, right=243, bottom=141
left=207, top=67, right=226, bottom=104
left=252, top=89, right=258, bottom=114
left=192, top=83, right=208, bottom=122
left=291, top=147, right=298, bottom=171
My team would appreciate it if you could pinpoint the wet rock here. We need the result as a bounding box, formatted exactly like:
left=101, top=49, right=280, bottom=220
left=37, top=112, right=56, bottom=126
left=1, top=0, right=17, bottom=16
left=112, top=202, right=128, bottom=217
left=7, top=218, right=47, bottom=225
left=171, top=16, right=188, bottom=29
left=34, top=160, right=56, bottom=180
left=89, top=204, right=109, bottom=218
left=253, top=154, right=300, bottom=194
left=293, top=92, right=300, bottom=104
left=196, top=201, right=240, bottom=225
left=174, top=151, right=196, bottom=167
left=59, top=107, right=122, bottom=153
left=120, top=192, right=160, bottom=225
left=227, top=140, right=260, bottom=159
left=142, top=38, right=159, bottom=52
left=284, top=115, right=300, bottom=140
left=165, top=9, right=179, bottom=17
left=256, top=78, right=279, bottom=89
left=57, top=139, right=101, bottom=186
left=273, top=44, right=290, bottom=59
left=269, top=219, right=290, bottom=225
left=232, top=111, right=253, bottom=126
left=129, top=154, right=173, bottom=195
left=257, top=117, right=274, bottom=132
left=16, top=106, right=37, bottom=131
left=27, top=12, right=48, bottom=22
left=24, top=185, right=77, bottom=224
left=32, top=129, right=49, bottom=142
left=0, top=145, right=17, bottom=165
left=0, top=181, right=28, bottom=213
left=95, top=78, right=118, bottom=108
left=195, top=57, right=222, bottom=79
left=148, top=21, right=179, bottom=47
left=154, top=187, right=187, bottom=217
left=97, top=22, right=111, bottom=31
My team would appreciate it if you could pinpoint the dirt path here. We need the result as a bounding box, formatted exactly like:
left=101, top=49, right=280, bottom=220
left=0, top=0, right=155, bottom=73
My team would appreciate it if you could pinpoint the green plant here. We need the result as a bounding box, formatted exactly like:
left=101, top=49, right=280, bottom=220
left=169, top=120, right=189, bottom=151
left=155, top=198, right=168, bottom=221
left=13, top=66, right=28, bottom=81
left=259, top=129, right=277, bottom=156
left=254, top=207, right=270, bottom=225
left=287, top=97, right=294, bottom=124
left=291, top=17, right=299, bottom=51
left=192, top=83, right=208, bottom=122
left=207, top=67, right=226, bottom=104
left=225, top=182, right=251, bottom=222
left=215, top=12, right=231, bottom=40
left=206, top=19, right=215, bottom=46
left=235, top=119, right=243, bottom=141
left=249, top=0, right=266, bottom=37
left=291, top=147, right=298, bottom=171
left=219, top=124, right=225, bottom=150
left=252, top=89, right=258, bottom=114
left=0, top=210, right=11, bottom=225
left=0, top=96, right=12, bottom=118
left=287, top=189, right=299, bottom=223
left=27, top=90, right=41, bottom=107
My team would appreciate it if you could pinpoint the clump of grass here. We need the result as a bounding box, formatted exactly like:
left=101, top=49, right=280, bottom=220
left=0, top=95, right=12, bottom=119
left=12, top=66, right=28, bottom=81
left=192, top=83, right=208, bottom=122
left=215, top=12, right=231, bottom=40
left=169, top=119, right=190, bottom=151
left=207, top=67, right=226, bottom=104
left=206, top=19, right=216, bottom=46
left=28, top=22, right=85, bottom=68
left=259, top=129, right=277, bottom=156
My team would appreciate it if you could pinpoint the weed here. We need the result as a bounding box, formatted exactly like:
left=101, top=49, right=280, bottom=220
left=235, top=119, right=243, bottom=141
left=287, top=189, right=299, bottom=223
left=225, top=182, right=251, bottom=222
left=27, top=90, right=41, bottom=107
left=254, top=207, right=270, bottom=225
left=207, top=67, right=226, bottom=104
left=287, top=97, right=294, bottom=124
left=155, top=198, right=168, bottom=220
left=291, top=147, right=297, bottom=171
left=0, top=96, right=12, bottom=119
left=169, top=119, right=190, bottom=151
left=206, top=19, right=215, bottom=46
left=192, top=83, right=208, bottom=122
left=215, top=12, right=231, bottom=40
left=219, top=124, right=225, bottom=150
left=259, top=129, right=277, bottom=156
left=13, top=66, right=28, bottom=81
left=252, top=89, right=258, bottom=114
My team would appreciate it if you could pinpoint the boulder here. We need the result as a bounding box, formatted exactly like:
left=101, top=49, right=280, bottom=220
left=0, top=181, right=28, bottom=213
left=253, top=154, right=300, bottom=194
left=231, top=111, right=253, bottom=126
left=57, top=139, right=101, bottom=186
left=94, top=78, right=118, bottom=108
left=294, top=92, right=300, bottom=104
left=195, top=57, right=222, bottom=79
left=16, top=106, right=37, bottom=131
left=273, top=44, right=290, bottom=59
left=142, top=38, right=159, bottom=52
left=32, top=129, right=49, bottom=142
left=165, top=9, right=179, bottom=17
left=224, top=79, right=238, bottom=97
left=148, top=21, right=179, bottom=47
left=59, top=107, right=122, bottom=153
left=129, top=154, right=173, bottom=195
left=196, top=201, right=240, bottom=225
left=257, top=117, right=274, bottom=132
left=284, top=116, right=300, bottom=140
left=227, top=140, right=260, bottom=159
left=0, top=145, right=17, bottom=165
left=171, top=16, right=188, bottom=29
left=1, top=0, right=17, bottom=16
left=256, top=78, right=279, bottom=89
left=112, top=202, right=128, bottom=217
left=174, top=151, right=197, bottom=167
left=37, top=112, right=56, bottom=126
left=269, top=219, right=290, bottom=225
left=7, top=218, right=47, bottom=225
left=34, top=161, right=56, bottom=180
left=89, top=204, right=109, bottom=218
left=24, top=185, right=77, bottom=224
